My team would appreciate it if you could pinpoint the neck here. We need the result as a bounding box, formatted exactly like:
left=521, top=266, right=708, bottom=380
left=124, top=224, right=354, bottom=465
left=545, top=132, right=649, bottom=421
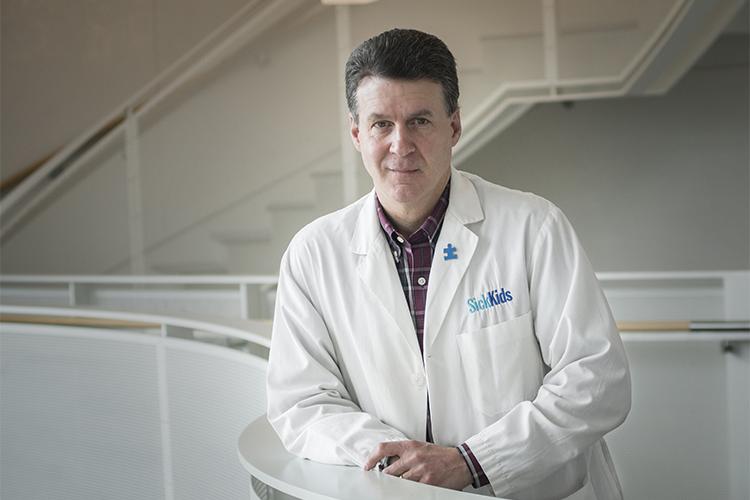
left=381, top=204, right=431, bottom=236
left=378, top=177, right=450, bottom=236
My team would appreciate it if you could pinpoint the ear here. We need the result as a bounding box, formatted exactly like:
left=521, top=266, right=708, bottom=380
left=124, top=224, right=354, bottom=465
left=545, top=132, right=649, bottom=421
left=349, top=113, right=362, bottom=152
left=449, top=109, right=462, bottom=147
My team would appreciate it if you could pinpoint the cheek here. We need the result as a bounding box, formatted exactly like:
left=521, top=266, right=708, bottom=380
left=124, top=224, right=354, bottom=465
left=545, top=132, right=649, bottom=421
left=428, top=136, right=452, bottom=157
left=358, top=147, right=382, bottom=176
left=362, top=141, right=388, bottom=163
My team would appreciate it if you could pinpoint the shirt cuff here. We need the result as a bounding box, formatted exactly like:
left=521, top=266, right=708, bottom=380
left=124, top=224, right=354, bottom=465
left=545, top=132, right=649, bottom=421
left=457, top=442, right=490, bottom=488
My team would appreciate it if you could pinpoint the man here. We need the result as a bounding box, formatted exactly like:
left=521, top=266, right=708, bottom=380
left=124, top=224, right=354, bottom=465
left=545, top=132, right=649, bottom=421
left=266, top=28, right=630, bottom=499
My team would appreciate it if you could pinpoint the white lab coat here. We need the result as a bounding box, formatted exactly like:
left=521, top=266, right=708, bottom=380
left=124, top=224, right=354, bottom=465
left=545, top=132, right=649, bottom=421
left=267, top=169, right=631, bottom=500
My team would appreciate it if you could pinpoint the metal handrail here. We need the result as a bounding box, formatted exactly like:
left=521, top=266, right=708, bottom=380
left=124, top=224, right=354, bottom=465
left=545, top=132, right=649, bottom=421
left=2, top=291, right=746, bottom=346
left=0, top=274, right=280, bottom=320
left=3, top=270, right=748, bottom=286
left=453, top=0, right=693, bottom=164
left=2, top=271, right=748, bottom=341
left=0, top=303, right=272, bottom=349
left=0, top=148, right=60, bottom=194
left=0, top=274, right=278, bottom=285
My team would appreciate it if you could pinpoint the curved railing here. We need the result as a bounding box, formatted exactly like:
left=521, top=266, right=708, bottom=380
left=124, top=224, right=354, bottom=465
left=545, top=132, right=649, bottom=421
left=0, top=305, right=269, bottom=500
left=2, top=271, right=747, bottom=341
left=0, top=303, right=271, bottom=349
left=0, top=274, right=279, bottom=320
left=1, top=269, right=749, bottom=499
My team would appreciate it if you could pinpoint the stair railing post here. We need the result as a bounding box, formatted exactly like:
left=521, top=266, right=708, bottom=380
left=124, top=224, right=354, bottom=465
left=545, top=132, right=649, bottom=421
left=335, top=5, right=363, bottom=205
left=125, top=107, right=147, bottom=274
left=542, top=0, right=559, bottom=96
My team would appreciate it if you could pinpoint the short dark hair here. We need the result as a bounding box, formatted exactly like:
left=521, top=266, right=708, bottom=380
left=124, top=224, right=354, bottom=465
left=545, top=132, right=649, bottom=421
left=345, top=28, right=459, bottom=121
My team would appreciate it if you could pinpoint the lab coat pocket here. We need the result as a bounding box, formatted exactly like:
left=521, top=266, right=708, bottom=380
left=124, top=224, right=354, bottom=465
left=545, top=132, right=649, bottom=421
left=456, top=311, right=542, bottom=417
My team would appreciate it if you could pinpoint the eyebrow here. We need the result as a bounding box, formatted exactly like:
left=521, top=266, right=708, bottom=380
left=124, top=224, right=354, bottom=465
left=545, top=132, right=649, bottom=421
left=409, top=109, right=434, bottom=119
left=366, top=109, right=435, bottom=122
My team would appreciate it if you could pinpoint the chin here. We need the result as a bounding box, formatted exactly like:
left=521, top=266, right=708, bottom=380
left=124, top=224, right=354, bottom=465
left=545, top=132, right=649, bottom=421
left=387, top=185, right=424, bottom=204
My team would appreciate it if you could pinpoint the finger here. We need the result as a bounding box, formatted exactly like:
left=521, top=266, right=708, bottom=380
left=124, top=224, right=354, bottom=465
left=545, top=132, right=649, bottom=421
left=401, top=466, right=424, bottom=482
left=363, top=455, right=380, bottom=471
left=400, top=470, right=419, bottom=482
left=364, top=441, right=403, bottom=470
left=383, top=457, right=411, bottom=477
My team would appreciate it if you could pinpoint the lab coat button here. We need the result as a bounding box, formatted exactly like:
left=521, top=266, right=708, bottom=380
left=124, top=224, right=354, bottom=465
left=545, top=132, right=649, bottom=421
left=413, top=374, right=425, bottom=388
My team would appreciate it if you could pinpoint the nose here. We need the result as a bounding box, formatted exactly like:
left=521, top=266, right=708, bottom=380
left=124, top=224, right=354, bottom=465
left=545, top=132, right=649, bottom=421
left=389, top=125, right=415, bottom=157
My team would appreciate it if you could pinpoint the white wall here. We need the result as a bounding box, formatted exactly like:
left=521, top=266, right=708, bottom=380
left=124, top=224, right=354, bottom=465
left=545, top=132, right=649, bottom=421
left=464, top=34, right=750, bottom=272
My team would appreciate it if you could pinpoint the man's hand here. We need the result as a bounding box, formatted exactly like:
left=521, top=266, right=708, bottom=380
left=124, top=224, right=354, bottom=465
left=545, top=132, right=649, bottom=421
left=364, top=440, right=473, bottom=490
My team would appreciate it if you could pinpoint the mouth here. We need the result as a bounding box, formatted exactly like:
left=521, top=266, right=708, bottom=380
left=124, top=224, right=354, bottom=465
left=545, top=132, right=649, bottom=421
left=386, top=167, right=420, bottom=174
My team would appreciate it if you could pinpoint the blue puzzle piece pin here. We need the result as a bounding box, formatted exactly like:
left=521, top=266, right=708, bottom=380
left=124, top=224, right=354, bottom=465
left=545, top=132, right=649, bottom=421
left=443, top=243, right=458, bottom=261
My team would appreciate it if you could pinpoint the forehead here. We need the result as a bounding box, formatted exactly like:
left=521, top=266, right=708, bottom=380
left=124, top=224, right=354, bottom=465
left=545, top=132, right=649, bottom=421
left=356, top=77, right=446, bottom=118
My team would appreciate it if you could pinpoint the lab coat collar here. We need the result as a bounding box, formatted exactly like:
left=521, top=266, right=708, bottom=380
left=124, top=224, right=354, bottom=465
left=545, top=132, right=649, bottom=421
left=445, top=168, right=484, bottom=226
left=349, top=169, right=484, bottom=358
left=351, top=189, right=421, bottom=358
left=424, top=169, right=483, bottom=349
left=349, top=169, right=483, bottom=254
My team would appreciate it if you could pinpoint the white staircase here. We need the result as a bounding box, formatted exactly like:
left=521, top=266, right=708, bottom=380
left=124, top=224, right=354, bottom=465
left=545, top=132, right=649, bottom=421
left=0, top=0, right=745, bottom=275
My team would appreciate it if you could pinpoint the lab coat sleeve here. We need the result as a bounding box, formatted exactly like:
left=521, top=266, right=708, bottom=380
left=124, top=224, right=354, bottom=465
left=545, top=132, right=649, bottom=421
left=463, top=204, right=631, bottom=496
left=266, top=243, right=409, bottom=467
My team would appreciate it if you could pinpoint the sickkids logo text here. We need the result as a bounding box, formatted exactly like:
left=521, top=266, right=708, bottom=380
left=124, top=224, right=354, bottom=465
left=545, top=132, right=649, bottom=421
left=467, top=287, right=513, bottom=313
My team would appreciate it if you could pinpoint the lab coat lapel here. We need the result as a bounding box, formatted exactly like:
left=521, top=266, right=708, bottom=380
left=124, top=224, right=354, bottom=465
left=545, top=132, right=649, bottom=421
left=351, top=193, right=421, bottom=359
left=425, top=170, right=484, bottom=350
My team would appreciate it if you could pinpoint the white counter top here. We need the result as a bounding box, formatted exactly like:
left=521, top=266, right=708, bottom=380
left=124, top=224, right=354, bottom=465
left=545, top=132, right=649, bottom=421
left=237, top=416, right=494, bottom=500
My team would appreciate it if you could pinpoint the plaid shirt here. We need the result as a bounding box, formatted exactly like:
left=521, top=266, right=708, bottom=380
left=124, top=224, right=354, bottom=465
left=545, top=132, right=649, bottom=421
left=375, top=179, right=489, bottom=489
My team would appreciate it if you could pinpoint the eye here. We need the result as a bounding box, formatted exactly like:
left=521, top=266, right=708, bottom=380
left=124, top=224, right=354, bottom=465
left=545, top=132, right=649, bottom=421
left=372, top=120, right=391, bottom=129
left=412, top=117, right=430, bottom=126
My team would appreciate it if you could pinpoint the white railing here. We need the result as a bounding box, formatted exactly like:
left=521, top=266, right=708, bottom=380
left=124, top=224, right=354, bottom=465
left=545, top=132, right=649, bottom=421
left=3, top=286, right=747, bottom=499
left=454, top=0, right=747, bottom=163
left=2, top=270, right=748, bottom=343
left=0, top=274, right=278, bottom=320
left=0, top=304, right=269, bottom=500
left=600, top=270, right=749, bottom=344
left=0, top=303, right=271, bottom=351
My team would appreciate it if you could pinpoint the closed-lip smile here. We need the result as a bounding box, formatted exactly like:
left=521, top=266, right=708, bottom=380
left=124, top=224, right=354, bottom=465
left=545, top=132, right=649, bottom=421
left=387, top=167, right=419, bottom=173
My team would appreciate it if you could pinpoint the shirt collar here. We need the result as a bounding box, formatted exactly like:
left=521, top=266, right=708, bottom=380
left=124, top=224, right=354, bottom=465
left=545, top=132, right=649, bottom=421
left=375, top=178, right=451, bottom=247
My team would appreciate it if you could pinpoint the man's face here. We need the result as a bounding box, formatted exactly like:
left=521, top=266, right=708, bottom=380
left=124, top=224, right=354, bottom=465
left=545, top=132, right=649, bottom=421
left=350, top=77, right=461, bottom=211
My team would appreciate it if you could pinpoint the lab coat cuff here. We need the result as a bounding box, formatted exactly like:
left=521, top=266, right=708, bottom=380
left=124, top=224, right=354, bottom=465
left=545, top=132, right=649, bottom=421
left=463, top=431, right=513, bottom=495
left=457, top=443, right=490, bottom=488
